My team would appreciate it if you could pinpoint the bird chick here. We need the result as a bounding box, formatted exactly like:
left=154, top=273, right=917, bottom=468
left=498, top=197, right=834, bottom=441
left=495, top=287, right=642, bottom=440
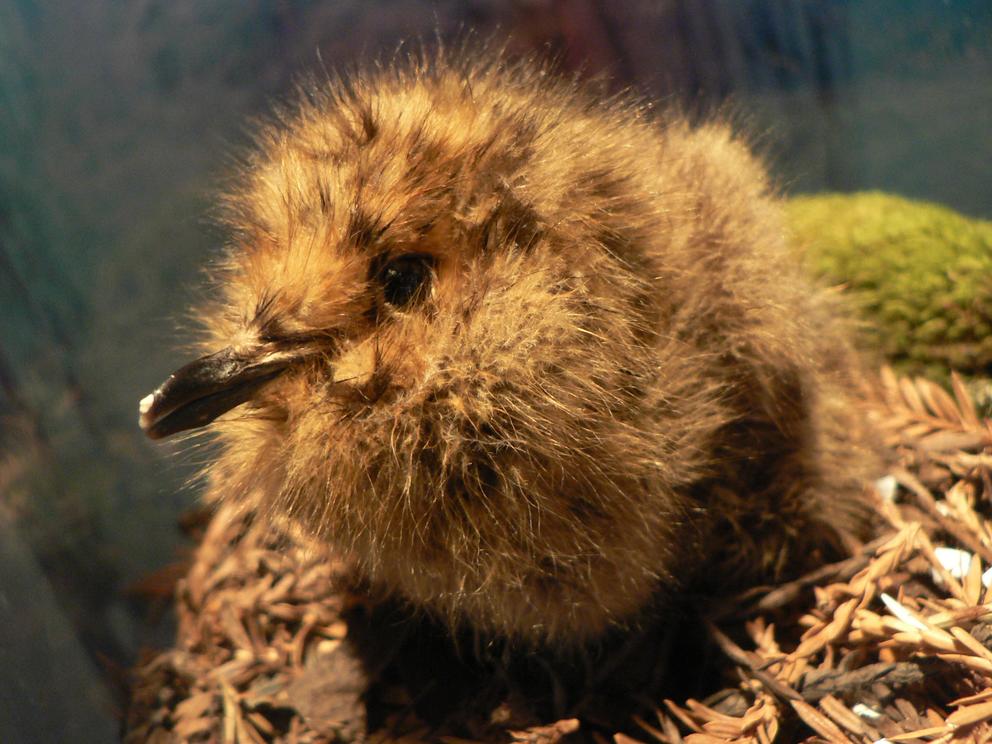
left=140, top=53, right=879, bottom=645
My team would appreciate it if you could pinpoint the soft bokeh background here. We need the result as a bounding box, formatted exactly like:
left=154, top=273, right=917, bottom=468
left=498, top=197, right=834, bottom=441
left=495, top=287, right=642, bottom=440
left=0, top=1, right=988, bottom=740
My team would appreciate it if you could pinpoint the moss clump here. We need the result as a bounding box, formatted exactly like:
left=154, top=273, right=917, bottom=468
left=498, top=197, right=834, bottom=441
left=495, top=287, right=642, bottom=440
left=787, top=192, right=992, bottom=380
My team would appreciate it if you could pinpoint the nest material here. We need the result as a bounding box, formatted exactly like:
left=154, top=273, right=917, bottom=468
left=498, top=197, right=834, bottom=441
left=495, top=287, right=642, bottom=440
left=125, top=367, right=992, bottom=743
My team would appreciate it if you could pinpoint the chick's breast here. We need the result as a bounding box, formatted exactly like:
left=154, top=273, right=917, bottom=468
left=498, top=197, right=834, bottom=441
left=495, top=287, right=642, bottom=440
left=145, top=56, right=878, bottom=645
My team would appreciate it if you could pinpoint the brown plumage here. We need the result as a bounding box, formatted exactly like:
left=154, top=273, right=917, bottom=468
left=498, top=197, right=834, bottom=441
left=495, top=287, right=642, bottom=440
left=140, top=51, right=880, bottom=646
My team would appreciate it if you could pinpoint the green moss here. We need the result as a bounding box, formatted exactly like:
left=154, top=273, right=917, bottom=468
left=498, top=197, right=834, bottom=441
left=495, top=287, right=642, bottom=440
left=787, top=192, right=992, bottom=380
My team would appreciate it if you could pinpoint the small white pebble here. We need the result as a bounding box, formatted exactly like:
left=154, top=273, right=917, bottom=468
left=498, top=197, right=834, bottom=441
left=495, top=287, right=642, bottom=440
left=880, top=592, right=929, bottom=632
left=873, top=739, right=894, bottom=744
left=982, top=566, right=992, bottom=589
left=853, top=703, right=882, bottom=720
left=936, top=501, right=953, bottom=517
left=874, top=475, right=898, bottom=502
left=934, top=546, right=974, bottom=579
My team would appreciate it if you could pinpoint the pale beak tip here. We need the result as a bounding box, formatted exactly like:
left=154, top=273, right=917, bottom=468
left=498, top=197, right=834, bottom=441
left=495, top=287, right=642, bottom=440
left=138, top=393, right=156, bottom=428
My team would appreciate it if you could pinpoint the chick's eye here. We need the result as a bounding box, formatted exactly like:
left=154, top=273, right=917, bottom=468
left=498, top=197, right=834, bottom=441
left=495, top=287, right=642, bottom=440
left=380, top=254, right=432, bottom=307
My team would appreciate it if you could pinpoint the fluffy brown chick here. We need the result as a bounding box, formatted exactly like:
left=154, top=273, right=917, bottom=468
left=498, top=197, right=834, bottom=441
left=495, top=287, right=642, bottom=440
left=140, top=52, right=879, bottom=646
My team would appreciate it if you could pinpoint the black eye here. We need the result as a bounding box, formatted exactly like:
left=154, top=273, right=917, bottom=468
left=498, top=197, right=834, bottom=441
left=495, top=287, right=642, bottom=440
left=379, top=254, right=432, bottom=307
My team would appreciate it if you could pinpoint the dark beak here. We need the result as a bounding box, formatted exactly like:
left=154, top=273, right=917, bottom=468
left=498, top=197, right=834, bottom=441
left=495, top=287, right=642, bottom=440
left=139, top=346, right=290, bottom=440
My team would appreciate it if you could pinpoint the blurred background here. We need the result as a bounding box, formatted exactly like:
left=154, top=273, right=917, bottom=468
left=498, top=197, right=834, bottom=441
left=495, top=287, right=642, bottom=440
left=0, top=1, right=989, bottom=740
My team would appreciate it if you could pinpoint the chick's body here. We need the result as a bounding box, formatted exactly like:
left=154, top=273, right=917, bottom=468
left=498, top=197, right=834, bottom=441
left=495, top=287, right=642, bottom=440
left=143, top=56, right=878, bottom=645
